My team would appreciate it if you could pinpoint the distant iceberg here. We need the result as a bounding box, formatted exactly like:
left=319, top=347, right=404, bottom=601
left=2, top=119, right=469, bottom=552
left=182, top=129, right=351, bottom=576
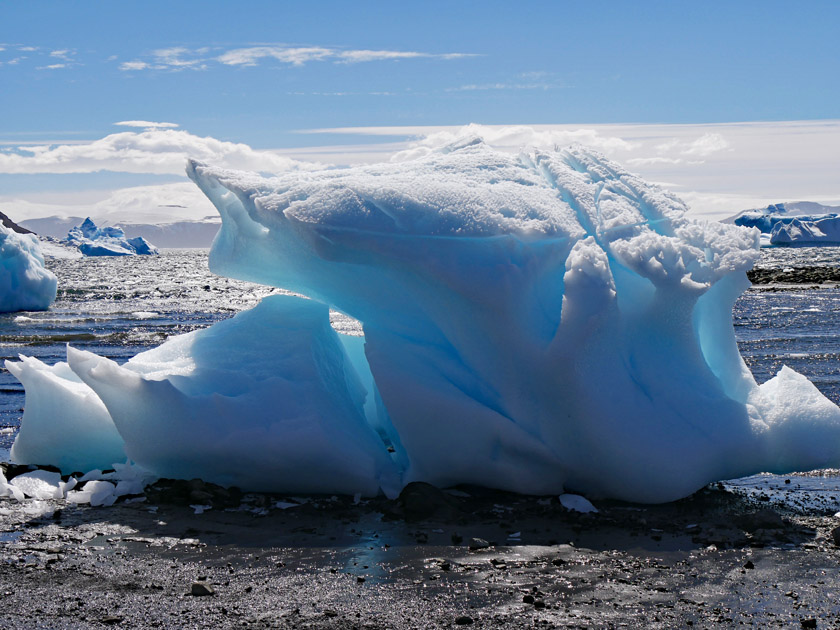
left=65, top=217, right=159, bottom=256
left=0, top=222, right=57, bottom=313
left=732, top=202, right=840, bottom=246
left=9, top=141, right=840, bottom=503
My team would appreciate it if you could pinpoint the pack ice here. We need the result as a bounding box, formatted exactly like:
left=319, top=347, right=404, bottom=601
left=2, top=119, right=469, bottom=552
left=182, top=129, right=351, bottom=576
left=0, top=222, right=56, bottom=312
left=9, top=140, right=840, bottom=503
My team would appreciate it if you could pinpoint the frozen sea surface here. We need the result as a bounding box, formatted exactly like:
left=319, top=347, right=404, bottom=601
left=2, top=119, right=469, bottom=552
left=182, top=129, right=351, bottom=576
left=1, top=246, right=839, bottom=498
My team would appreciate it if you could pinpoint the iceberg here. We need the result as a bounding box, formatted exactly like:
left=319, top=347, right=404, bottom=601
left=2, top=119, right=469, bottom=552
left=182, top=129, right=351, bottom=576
left=9, top=140, right=840, bottom=503
left=732, top=202, right=840, bottom=246
left=65, top=217, right=159, bottom=256
left=0, top=222, right=57, bottom=312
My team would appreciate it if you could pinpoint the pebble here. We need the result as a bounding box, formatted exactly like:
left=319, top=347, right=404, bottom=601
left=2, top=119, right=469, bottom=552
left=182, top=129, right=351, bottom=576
left=190, top=581, right=215, bottom=596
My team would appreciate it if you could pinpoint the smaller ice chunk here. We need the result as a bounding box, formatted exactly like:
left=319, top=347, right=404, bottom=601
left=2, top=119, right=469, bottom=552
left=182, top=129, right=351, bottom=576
left=0, top=223, right=57, bottom=312
left=4, top=356, right=126, bottom=473
left=64, top=217, right=159, bottom=256
left=84, top=480, right=118, bottom=507
left=65, top=490, right=92, bottom=504
left=558, top=493, right=598, bottom=514
left=109, top=461, right=158, bottom=496
left=9, top=470, right=64, bottom=500
left=0, top=468, right=25, bottom=501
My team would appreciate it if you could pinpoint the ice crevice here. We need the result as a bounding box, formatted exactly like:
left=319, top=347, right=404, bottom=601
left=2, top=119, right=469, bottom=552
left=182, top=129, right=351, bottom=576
left=7, top=139, right=840, bottom=504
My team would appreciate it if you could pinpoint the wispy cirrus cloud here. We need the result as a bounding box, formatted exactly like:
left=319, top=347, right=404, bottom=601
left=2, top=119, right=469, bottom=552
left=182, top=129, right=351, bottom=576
left=0, top=45, right=79, bottom=70
left=119, top=47, right=209, bottom=71
left=114, top=120, right=180, bottom=130
left=447, top=82, right=555, bottom=92
left=120, top=44, right=477, bottom=71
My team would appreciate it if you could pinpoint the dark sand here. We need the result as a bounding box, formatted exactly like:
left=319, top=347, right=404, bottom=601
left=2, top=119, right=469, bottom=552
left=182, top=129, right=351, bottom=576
left=2, top=476, right=840, bottom=629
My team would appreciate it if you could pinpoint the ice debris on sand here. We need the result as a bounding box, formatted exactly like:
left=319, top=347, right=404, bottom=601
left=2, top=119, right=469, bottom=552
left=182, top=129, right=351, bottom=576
left=0, top=222, right=57, bottom=312
left=0, top=461, right=156, bottom=507
left=8, top=140, right=840, bottom=503
left=65, top=217, right=158, bottom=256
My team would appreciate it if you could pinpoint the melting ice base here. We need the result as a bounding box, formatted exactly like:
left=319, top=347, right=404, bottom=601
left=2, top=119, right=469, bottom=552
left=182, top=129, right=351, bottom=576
left=0, top=224, right=56, bottom=313
left=9, top=141, right=840, bottom=503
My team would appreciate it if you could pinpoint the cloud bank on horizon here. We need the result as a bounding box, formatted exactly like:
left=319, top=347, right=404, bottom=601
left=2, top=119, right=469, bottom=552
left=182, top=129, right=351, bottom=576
left=1, top=120, right=839, bottom=224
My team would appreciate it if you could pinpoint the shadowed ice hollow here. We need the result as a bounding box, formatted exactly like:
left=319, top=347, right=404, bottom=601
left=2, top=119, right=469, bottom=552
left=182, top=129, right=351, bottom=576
left=8, top=140, right=840, bottom=503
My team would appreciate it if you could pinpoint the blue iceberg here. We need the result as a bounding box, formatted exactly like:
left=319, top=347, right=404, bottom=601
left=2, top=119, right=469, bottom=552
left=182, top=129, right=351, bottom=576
left=0, top=222, right=56, bottom=313
left=9, top=141, right=840, bottom=503
left=733, top=202, right=840, bottom=246
left=66, top=217, right=159, bottom=256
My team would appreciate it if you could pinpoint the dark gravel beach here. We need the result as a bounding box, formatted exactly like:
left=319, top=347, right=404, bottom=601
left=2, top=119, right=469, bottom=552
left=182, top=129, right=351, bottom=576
left=3, top=472, right=840, bottom=629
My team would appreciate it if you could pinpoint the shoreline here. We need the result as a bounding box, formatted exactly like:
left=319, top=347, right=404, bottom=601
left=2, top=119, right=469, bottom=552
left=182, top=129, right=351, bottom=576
left=2, top=476, right=840, bottom=628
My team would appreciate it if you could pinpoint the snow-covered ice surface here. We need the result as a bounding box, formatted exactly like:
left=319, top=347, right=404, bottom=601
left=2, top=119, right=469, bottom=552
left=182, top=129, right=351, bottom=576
left=8, top=141, right=840, bottom=503
left=65, top=217, right=159, bottom=256
left=0, top=223, right=57, bottom=313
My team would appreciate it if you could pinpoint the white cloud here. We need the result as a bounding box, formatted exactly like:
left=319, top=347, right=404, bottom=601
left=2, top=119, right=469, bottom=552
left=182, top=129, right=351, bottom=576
left=4, top=120, right=839, bottom=223
left=447, top=82, right=554, bottom=92
left=152, top=47, right=205, bottom=69
left=217, top=46, right=333, bottom=66
left=336, top=50, right=475, bottom=63
left=385, top=123, right=637, bottom=162
left=627, top=156, right=685, bottom=166
left=119, top=47, right=207, bottom=72
left=114, top=120, right=180, bottom=129
left=36, top=63, right=67, bottom=70
left=122, top=45, right=476, bottom=71
left=682, top=132, right=730, bottom=156
left=0, top=128, right=317, bottom=175
left=119, top=60, right=149, bottom=71
left=0, top=182, right=217, bottom=224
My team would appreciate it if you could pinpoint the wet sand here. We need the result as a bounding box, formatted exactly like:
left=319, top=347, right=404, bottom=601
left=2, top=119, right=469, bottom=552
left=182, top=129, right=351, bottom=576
left=2, top=477, right=840, bottom=628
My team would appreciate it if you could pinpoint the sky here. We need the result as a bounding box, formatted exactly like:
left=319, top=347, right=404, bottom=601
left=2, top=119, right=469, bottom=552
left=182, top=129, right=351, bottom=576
left=1, top=0, right=839, bottom=223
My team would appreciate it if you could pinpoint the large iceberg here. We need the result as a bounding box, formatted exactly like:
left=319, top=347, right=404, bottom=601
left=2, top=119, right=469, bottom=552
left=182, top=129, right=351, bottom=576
left=8, top=141, right=840, bottom=503
left=0, top=222, right=57, bottom=312
left=65, top=217, right=159, bottom=256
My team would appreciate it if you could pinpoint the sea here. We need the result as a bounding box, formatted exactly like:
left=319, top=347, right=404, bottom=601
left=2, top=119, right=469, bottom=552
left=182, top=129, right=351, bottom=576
left=1, top=247, right=840, bottom=505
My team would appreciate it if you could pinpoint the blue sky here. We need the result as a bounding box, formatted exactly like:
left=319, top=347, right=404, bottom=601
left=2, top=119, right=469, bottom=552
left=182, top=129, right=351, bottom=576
left=1, top=0, right=839, bottom=220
